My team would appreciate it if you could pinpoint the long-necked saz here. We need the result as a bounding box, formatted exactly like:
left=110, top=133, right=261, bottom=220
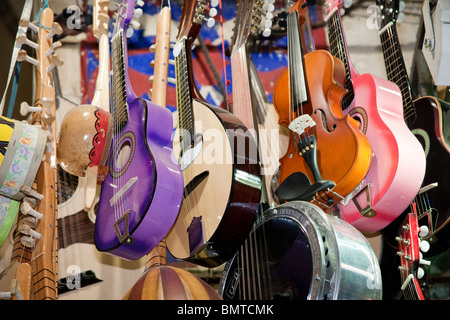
left=94, top=0, right=184, bottom=260
left=165, top=0, right=262, bottom=268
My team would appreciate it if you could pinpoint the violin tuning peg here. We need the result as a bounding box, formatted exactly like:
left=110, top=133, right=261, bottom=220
left=17, top=50, right=38, bottom=66
left=20, top=101, right=42, bottom=116
left=46, top=22, right=63, bottom=40
left=16, top=34, right=39, bottom=50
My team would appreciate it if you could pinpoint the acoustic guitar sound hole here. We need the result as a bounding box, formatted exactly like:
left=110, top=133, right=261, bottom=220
left=110, top=132, right=136, bottom=178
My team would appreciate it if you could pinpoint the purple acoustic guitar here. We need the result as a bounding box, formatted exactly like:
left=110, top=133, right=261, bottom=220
left=94, top=0, right=184, bottom=260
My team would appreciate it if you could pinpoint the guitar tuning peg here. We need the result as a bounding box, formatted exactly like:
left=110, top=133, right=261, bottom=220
left=19, top=17, right=39, bottom=33
left=126, top=27, right=134, bottom=38
left=47, top=54, right=64, bottom=73
left=20, top=201, right=43, bottom=219
left=130, top=19, right=141, bottom=29
left=397, top=12, right=405, bottom=23
left=148, top=88, right=152, bottom=99
left=19, top=185, right=43, bottom=200
left=399, top=1, right=406, bottom=11
left=211, top=0, right=219, bottom=7
left=46, top=41, right=62, bottom=56
left=20, top=101, right=42, bottom=116
left=20, top=236, right=36, bottom=248
left=15, top=34, right=39, bottom=50
left=206, top=17, right=216, bottom=28
left=209, top=7, right=218, bottom=18
left=418, top=225, right=429, bottom=238
left=17, top=223, right=41, bottom=240
left=134, top=8, right=143, bottom=18
left=17, top=50, right=38, bottom=66
left=46, top=22, right=63, bottom=40
left=419, top=239, right=430, bottom=253
left=343, top=0, right=353, bottom=8
left=136, top=0, right=145, bottom=7
left=417, top=267, right=425, bottom=279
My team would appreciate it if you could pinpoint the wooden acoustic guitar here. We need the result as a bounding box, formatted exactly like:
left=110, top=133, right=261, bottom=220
left=323, top=0, right=426, bottom=234
left=165, top=0, right=262, bottom=268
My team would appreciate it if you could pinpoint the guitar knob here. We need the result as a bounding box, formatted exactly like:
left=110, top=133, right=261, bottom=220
left=419, top=239, right=430, bottom=253
left=417, top=267, right=425, bottom=279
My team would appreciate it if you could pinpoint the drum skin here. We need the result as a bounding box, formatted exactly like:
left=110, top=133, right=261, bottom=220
left=122, top=265, right=222, bottom=300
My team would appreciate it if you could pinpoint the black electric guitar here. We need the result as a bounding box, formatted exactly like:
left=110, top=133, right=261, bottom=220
left=377, top=0, right=450, bottom=256
left=165, top=0, right=262, bottom=268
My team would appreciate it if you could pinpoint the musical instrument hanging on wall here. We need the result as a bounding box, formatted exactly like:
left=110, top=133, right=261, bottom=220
left=272, top=1, right=372, bottom=210
left=165, top=0, right=262, bottom=268
left=123, top=3, right=222, bottom=300
left=324, top=0, right=426, bottom=234
left=93, top=0, right=184, bottom=261
left=56, top=0, right=147, bottom=300
left=376, top=0, right=450, bottom=256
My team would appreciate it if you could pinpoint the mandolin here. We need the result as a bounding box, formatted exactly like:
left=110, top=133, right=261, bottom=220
left=93, top=0, right=184, bottom=261
left=272, top=1, right=372, bottom=209
left=165, top=0, right=262, bottom=268
left=376, top=0, right=450, bottom=255
left=324, top=0, right=426, bottom=234
left=124, top=6, right=222, bottom=299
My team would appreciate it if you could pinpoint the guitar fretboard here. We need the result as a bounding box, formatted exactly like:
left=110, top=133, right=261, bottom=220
left=379, top=22, right=417, bottom=128
left=111, top=30, right=129, bottom=129
left=287, top=11, right=309, bottom=112
left=175, top=39, right=195, bottom=148
left=325, top=8, right=354, bottom=110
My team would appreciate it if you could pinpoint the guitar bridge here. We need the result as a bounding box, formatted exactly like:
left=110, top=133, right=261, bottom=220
left=350, top=184, right=377, bottom=218
left=113, top=209, right=135, bottom=245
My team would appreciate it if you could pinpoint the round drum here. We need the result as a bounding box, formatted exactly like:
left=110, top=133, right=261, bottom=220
left=218, top=201, right=382, bottom=300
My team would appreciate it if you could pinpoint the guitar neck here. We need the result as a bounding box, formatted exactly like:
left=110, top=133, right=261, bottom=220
left=379, top=22, right=416, bottom=128
left=175, top=38, right=196, bottom=147
left=287, top=10, right=309, bottom=112
left=111, top=30, right=131, bottom=128
left=401, top=274, right=425, bottom=300
left=324, top=7, right=355, bottom=110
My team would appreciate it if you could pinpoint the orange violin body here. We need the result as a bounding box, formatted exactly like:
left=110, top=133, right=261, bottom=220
left=273, top=41, right=372, bottom=208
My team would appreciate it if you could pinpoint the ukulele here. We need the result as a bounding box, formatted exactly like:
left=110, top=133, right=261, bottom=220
left=93, top=0, right=184, bottom=261
left=124, top=6, right=221, bottom=299
left=56, top=0, right=146, bottom=300
left=377, top=0, right=450, bottom=255
left=165, top=0, right=262, bottom=268
left=324, top=0, right=426, bottom=234
left=272, top=1, right=372, bottom=209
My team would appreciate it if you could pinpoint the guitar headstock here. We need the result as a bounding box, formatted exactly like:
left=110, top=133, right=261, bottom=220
left=324, top=0, right=343, bottom=16
left=112, top=0, right=143, bottom=38
left=376, top=0, right=406, bottom=29
left=397, top=212, right=430, bottom=296
left=176, top=0, right=216, bottom=43
left=229, top=0, right=275, bottom=54
left=93, top=0, right=110, bottom=39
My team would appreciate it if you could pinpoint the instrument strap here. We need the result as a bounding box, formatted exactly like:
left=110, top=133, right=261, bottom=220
left=0, top=0, right=33, bottom=115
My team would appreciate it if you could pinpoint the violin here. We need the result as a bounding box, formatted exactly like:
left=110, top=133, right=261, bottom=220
left=272, top=1, right=372, bottom=209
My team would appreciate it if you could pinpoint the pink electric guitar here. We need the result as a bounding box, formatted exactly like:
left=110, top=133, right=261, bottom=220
left=324, top=0, right=426, bottom=233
